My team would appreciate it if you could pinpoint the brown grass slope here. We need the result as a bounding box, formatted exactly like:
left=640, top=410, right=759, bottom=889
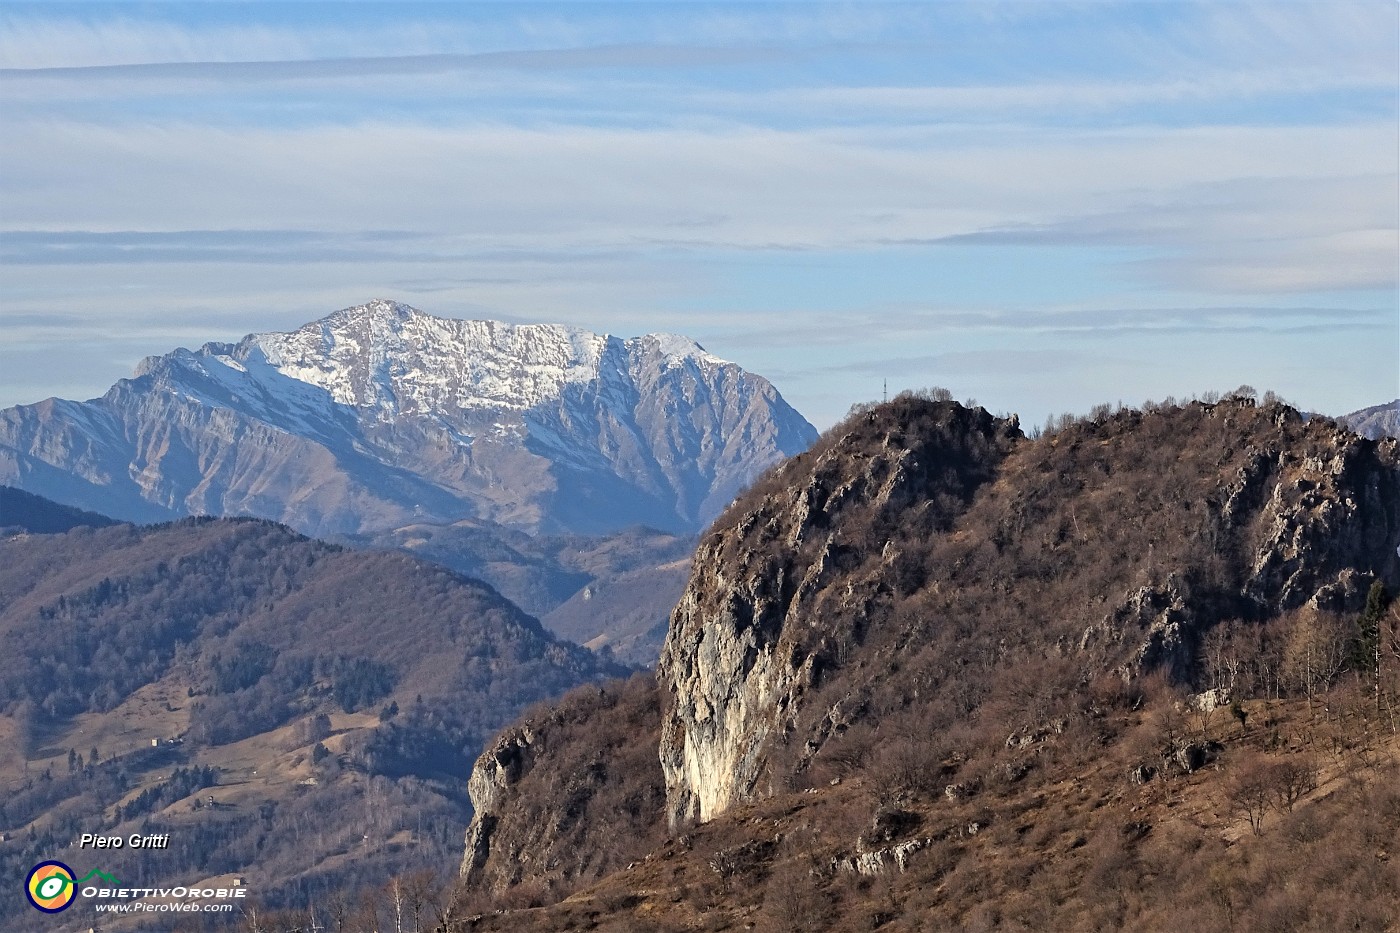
left=0, top=513, right=624, bottom=931
left=458, top=674, right=666, bottom=909
left=446, top=395, right=1400, bottom=933
left=453, top=690, right=1400, bottom=933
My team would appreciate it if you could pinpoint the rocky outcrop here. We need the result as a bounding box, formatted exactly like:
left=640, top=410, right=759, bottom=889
left=461, top=724, right=538, bottom=882
left=658, top=398, right=1400, bottom=827
left=835, top=838, right=931, bottom=876
left=1243, top=427, right=1400, bottom=609
left=457, top=675, right=665, bottom=902
left=658, top=400, right=1022, bottom=826
left=1079, top=407, right=1400, bottom=680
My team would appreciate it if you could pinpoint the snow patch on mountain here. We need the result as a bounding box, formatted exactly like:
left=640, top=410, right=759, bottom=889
left=243, top=299, right=620, bottom=418
left=0, top=300, right=818, bottom=537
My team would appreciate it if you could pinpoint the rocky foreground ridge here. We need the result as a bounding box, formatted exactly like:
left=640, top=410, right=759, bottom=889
left=659, top=394, right=1400, bottom=826
left=0, top=300, right=816, bottom=537
left=454, top=394, right=1400, bottom=928
left=660, top=402, right=1023, bottom=825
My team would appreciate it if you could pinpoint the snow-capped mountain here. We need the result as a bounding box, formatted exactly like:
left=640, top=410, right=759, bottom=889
left=0, top=300, right=818, bottom=536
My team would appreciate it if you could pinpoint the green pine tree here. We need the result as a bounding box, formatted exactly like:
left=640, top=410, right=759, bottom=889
left=1356, top=582, right=1389, bottom=661
left=1354, top=581, right=1391, bottom=712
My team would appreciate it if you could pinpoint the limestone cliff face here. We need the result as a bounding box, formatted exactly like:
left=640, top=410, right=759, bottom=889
left=1244, top=422, right=1400, bottom=608
left=658, top=401, right=1022, bottom=826
left=458, top=676, right=665, bottom=901
left=658, top=398, right=1400, bottom=828
left=460, top=724, right=537, bottom=885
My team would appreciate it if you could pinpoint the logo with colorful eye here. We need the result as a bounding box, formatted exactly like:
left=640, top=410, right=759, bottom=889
left=26, top=860, right=76, bottom=913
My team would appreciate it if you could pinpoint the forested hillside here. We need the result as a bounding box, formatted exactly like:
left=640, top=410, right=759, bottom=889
left=0, top=485, right=119, bottom=534
left=0, top=509, right=623, bottom=931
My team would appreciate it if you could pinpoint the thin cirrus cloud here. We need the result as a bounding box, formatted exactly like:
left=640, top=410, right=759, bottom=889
left=0, top=14, right=520, bottom=69
left=0, top=45, right=793, bottom=89
left=720, top=305, right=1389, bottom=351
left=4, top=118, right=1389, bottom=294
left=0, top=2, right=1395, bottom=426
left=0, top=230, right=437, bottom=265
left=701, top=71, right=1397, bottom=120
left=930, top=173, right=1399, bottom=294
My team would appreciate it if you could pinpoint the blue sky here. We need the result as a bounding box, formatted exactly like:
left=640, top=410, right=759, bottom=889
left=1, top=2, right=1395, bottom=428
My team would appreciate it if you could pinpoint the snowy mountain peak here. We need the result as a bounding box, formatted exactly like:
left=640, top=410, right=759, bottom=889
left=1, top=301, right=817, bottom=536
left=632, top=332, right=725, bottom=369
left=347, top=296, right=416, bottom=320
left=212, top=301, right=734, bottom=417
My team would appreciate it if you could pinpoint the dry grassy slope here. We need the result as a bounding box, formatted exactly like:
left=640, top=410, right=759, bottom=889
left=0, top=511, right=625, bottom=931
left=450, top=397, right=1400, bottom=932
left=451, top=694, right=1400, bottom=933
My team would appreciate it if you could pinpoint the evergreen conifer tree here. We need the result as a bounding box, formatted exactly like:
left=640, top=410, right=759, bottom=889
left=1355, top=580, right=1391, bottom=711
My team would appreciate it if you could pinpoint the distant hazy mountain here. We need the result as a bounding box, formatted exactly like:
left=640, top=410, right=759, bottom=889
left=0, top=299, right=817, bottom=538
left=1338, top=398, right=1400, bottom=440
left=0, top=484, right=119, bottom=534
left=347, top=519, right=694, bottom=666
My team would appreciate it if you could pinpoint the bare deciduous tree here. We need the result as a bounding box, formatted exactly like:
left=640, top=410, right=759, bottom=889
left=386, top=874, right=406, bottom=933
left=1283, top=610, right=1347, bottom=718
left=1228, top=756, right=1275, bottom=834
left=404, top=869, right=439, bottom=933
left=1271, top=756, right=1318, bottom=812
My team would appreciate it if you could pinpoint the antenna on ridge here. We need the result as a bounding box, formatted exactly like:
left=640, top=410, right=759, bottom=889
left=883, top=379, right=887, bottom=403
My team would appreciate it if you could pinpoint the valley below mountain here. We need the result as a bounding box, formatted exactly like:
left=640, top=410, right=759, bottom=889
left=1, top=299, right=812, bottom=667
left=344, top=519, right=693, bottom=666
